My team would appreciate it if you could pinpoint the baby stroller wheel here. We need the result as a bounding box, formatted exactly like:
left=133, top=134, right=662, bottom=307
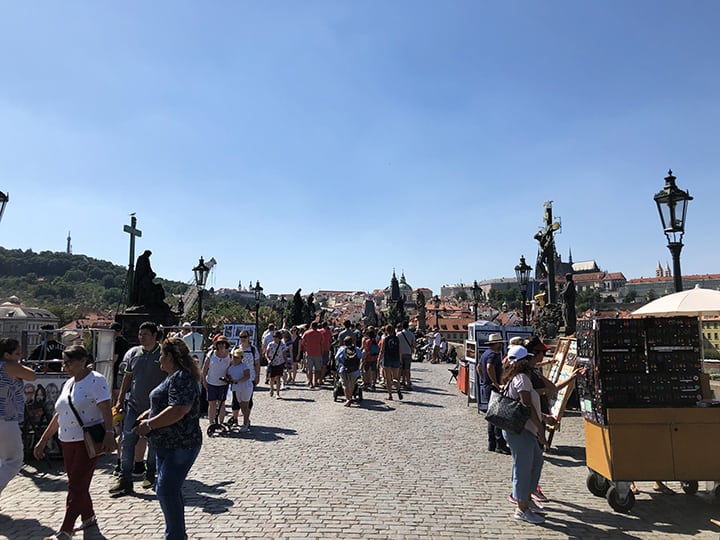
left=207, top=423, right=227, bottom=437
left=356, top=386, right=363, bottom=403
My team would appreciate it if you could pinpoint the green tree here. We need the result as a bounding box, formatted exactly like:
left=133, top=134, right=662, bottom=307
left=623, top=289, right=637, bottom=303
left=646, top=289, right=657, bottom=302
left=455, top=290, right=468, bottom=301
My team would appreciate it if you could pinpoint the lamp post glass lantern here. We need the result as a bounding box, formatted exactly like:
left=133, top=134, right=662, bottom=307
left=654, top=169, right=692, bottom=293
left=192, top=257, right=211, bottom=326
left=514, top=255, right=532, bottom=326
left=253, top=281, right=263, bottom=347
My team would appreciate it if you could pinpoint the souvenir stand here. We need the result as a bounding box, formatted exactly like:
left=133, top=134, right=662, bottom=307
left=577, top=316, right=719, bottom=513
left=464, top=320, right=534, bottom=408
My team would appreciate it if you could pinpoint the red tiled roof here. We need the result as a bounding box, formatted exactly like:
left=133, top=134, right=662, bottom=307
left=626, top=273, right=720, bottom=284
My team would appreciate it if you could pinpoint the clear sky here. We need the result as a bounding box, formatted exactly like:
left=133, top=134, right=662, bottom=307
left=2, top=1, right=719, bottom=296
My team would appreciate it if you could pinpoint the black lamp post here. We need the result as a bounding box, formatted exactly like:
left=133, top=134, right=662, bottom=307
left=515, top=255, right=532, bottom=326
left=253, top=280, right=263, bottom=348
left=192, top=257, right=210, bottom=326
left=472, top=280, right=481, bottom=322
left=279, top=295, right=287, bottom=328
left=654, top=169, right=693, bottom=293
left=0, top=191, right=8, bottom=224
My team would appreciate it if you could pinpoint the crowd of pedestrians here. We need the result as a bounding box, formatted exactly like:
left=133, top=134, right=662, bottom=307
left=0, top=318, right=451, bottom=539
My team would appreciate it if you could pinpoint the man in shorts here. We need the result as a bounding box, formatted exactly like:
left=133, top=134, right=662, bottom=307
left=397, top=321, right=416, bottom=389
left=298, top=322, right=323, bottom=388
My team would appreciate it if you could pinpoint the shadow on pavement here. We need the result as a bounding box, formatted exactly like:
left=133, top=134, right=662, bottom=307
left=184, top=479, right=235, bottom=514
left=0, top=515, right=56, bottom=540
left=400, top=401, right=444, bottom=408
left=405, top=384, right=453, bottom=396
left=277, top=397, right=315, bottom=403
left=359, top=399, right=396, bottom=411
left=547, top=497, right=714, bottom=537
left=245, top=425, right=298, bottom=442
left=18, top=463, right=68, bottom=493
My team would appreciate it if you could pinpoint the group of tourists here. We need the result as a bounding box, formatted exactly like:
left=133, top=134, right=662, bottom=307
left=1, top=317, right=446, bottom=539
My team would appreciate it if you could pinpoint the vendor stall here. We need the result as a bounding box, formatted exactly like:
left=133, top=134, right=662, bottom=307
left=464, top=320, right=533, bottom=406
left=577, top=316, right=717, bottom=512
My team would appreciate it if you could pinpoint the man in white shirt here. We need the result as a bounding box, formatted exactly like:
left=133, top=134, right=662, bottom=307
left=180, top=322, right=204, bottom=357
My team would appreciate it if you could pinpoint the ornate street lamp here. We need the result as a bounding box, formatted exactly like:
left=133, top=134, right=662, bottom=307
left=0, top=191, right=8, bottom=224
left=515, top=255, right=532, bottom=326
left=472, top=280, right=481, bottom=322
left=654, top=169, right=693, bottom=293
left=279, top=295, right=287, bottom=328
left=192, top=257, right=210, bottom=326
left=253, top=280, right=264, bottom=347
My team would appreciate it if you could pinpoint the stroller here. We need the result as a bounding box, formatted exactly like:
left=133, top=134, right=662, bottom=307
left=332, top=346, right=363, bottom=403
left=333, top=373, right=363, bottom=403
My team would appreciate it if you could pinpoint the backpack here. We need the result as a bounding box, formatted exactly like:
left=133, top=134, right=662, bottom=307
left=369, top=340, right=380, bottom=356
left=343, top=347, right=360, bottom=372
left=385, top=336, right=400, bottom=359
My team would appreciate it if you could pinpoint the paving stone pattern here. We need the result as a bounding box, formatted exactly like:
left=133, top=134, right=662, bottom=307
left=1, top=363, right=719, bottom=539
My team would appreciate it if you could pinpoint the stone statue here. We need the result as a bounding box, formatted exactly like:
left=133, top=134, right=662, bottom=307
left=561, top=273, right=577, bottom=336
left=128, top=250, right=170, bottom=313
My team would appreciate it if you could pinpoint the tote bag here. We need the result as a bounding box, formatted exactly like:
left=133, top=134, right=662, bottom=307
left=485, top=386, right=530, bottom=434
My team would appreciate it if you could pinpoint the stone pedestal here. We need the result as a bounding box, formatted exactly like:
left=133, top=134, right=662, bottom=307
left=114, top=310, right=179, bottom=346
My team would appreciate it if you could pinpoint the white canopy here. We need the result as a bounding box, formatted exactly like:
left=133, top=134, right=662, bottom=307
left=632, top=285, right=720, bottom=317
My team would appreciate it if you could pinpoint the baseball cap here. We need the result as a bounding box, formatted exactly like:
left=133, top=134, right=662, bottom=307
left=507, top=345, right=529, bottom=363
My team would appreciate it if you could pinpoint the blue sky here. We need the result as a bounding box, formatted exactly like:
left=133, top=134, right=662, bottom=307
left=2, top=1, right=719, bottom=296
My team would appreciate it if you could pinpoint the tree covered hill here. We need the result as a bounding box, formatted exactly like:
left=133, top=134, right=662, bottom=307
left=0, top=247, right=187, bottom=317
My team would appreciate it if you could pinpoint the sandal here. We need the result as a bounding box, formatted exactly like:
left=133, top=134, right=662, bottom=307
left=74, top=515, right=98, bottom=532
left=630, top=483, right=640, bottom=495
left=44, top=532, right=73, bottom=540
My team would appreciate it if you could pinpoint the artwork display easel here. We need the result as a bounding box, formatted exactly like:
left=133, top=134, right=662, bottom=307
left=546, top=337, right=578, bottom=448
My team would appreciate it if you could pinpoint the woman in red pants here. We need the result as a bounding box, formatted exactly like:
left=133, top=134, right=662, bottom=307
left=34, top=345, right=115, bottom=540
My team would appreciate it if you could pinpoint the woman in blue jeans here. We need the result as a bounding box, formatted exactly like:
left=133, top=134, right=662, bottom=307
left=134, top=338, right=202, bottom=540
left=501, top=345, right=548, bottom=525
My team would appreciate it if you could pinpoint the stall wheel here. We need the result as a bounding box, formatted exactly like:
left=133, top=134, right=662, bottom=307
left=606, top=485, right=635, bottom=513
left=586, top=470, right=610, bottom=497
left=681, top=481, right=699, bottom=495
left=714, top=484, right=720, bottom=498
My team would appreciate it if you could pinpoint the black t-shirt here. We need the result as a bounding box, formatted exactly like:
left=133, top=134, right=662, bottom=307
left=28, top=340, right=65, bottom=361
left=113, top=336, right=131, bottom=389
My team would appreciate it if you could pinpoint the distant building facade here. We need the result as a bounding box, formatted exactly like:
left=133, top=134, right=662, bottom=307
left=0, top=296, right=60, bottom=354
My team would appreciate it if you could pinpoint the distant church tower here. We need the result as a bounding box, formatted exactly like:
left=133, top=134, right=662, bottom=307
left=66, top=231, right=72, bottom=254
left=656, top=261, right=663, bottom=278
left=568, top=248, right=573, bottom=265
left=665, top=262, right=672, bottom=277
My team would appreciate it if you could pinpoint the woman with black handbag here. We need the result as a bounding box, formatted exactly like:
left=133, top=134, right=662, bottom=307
left=500, top=345, right=548, bottom=525
left=33, top=345, right=115, bottom=540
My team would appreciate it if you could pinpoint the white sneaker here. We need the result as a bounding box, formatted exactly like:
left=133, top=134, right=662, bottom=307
left=513, top=508, right=545, bottom=524
left=239, top=425, right=250, bottom=433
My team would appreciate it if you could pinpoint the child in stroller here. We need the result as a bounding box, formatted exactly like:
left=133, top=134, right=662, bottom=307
left=333, top=336, right=364, bottom=406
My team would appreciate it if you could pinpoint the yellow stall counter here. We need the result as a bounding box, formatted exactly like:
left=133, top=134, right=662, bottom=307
left=585, top=407, right=720, bottom=482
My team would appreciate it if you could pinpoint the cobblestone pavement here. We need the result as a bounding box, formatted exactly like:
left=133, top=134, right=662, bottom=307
left=2, top=363, right=720, bottom=539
